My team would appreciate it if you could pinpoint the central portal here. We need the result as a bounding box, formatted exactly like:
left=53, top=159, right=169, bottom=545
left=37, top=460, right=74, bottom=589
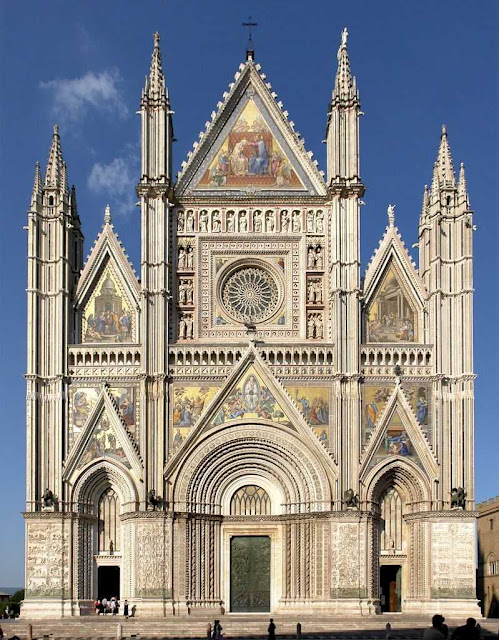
left=230, top=535, right=270, bottom=612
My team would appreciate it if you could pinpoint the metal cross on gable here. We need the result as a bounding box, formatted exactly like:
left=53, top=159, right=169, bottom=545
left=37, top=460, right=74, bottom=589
left=242, top=15, right=258, bottom=46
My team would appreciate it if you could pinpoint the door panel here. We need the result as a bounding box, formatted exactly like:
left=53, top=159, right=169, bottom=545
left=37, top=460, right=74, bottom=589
left=230, top=536, right=270, bottom=612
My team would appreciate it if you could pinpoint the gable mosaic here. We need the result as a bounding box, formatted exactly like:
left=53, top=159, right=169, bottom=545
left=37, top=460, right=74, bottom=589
left=362, top=383, right=431, bottom=446
left=77, top=413, right=131, bottom=471
left=197, top=98, right=304, bottom=191
left=82, top=265, right=134, bottom=343
left=366, top=266, right=417, bottom=343
left=367, top=408, right=422, bottom=471
left=211, top=368, right=292, bottom=428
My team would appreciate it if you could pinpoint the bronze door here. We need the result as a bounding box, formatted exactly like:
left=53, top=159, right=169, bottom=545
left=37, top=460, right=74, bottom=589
left=230, top=535, right=270, bottom=612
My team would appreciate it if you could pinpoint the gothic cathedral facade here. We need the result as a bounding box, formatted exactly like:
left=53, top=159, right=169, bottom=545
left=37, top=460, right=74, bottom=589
left=24, top=32, right=479, bottom=617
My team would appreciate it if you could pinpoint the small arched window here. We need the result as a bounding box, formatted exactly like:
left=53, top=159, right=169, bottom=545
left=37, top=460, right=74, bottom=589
left=230, top=485, right=271, bottom=516
left=48, top=195, right=54, bottom=206
left=98, top=487, right=120, bottom=553
left=488, top=553, right=497, bottom=576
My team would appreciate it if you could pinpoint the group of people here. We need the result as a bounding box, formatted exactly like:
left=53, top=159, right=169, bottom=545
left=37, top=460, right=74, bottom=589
left=85, top=309, right=132, bottom=343
left=94, top=597, right=129, bottom=617
left=423, top=615, right=481, bottom=640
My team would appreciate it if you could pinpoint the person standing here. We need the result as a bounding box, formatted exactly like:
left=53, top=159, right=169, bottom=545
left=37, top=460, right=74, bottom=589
left=123, top=599, right=129, bottom=619
left=102, top=597, right=108, bottom=614
left=212, top=619, right=223, bottom=639
left=268, top=618, right=276, bottom=640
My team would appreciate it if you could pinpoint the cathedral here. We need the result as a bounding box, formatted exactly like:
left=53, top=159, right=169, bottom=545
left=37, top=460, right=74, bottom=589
left=23, top=30, right=480, bottom=618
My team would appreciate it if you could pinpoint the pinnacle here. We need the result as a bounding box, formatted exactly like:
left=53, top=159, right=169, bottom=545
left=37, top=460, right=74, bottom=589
left=44, top=123, right=67, bottom=191
left=420, top=184, right=429, bottom=221
left=458, top=162, right=469, bottom=205
left=146, top=31, right=167, bottom=99
left=30, top=161, right=43, bottom=208
left=435, top=124, right=456, bottom=189
left=333, top=27, right=356, bottom=102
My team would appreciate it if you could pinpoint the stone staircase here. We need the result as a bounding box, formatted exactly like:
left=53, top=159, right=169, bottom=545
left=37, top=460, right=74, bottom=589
left=0, top=616, right=497, bottom=640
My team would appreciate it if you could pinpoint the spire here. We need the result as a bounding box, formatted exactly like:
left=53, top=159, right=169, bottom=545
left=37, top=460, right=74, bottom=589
left=44, top=124, right=66, bottom=191
left=458, top=162, right=469, bottom=206
left=31, top=161, right=43, bottom=208
left=146, top=32, right=167, bottom=99
left=104, top=203, right=112, bottom=226
left=435, top=124, right=456, bottom=189
left=333, top=27, right=356, bottom=102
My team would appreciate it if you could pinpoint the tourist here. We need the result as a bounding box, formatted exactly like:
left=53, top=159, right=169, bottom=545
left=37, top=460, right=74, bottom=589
left=123, top=599, right=129, bottom=619
left=268, top=618, right=276, bottom=640
left=450, top=618, right=480, bottom=640
left=422, top=615, right=449, bottom=640
left=212, top=619, right=223, bottom=639
left=0, top=625, right=3, bottom=638
left=94, top=599, right=100, bottom=615
left=102, top=597, right=108, bottom=614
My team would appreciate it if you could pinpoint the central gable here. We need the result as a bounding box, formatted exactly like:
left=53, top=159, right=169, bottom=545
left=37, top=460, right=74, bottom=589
left=195, top=92, right=305, bottom=192
left=176, top=62, right=325, bottom=196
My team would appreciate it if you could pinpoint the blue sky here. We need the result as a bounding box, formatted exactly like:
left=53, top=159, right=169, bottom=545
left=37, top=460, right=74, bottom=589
left=0, top=1, right=497, bottom=586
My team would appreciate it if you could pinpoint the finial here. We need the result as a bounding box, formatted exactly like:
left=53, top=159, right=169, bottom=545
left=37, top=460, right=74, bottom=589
left=104, top=204, right=112, bottom=225
left=53, top=124, right=59, bottom=135
left=441, top=124, right=447, bottom=135
left=154, top=31, right=160, bottom=47
left=387, top=204, right=396, bottom=227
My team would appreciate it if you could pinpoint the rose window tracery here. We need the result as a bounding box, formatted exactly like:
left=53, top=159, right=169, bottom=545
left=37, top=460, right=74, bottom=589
left=221, top=266, right=279, bottom=323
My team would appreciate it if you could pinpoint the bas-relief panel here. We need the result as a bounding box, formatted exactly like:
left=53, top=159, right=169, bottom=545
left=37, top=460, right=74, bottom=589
left=431, top=522, right=475, bottom=598
left=172, top=385, right=219, bottom=451
left=135, top=521, right=171, bottom=598
left=330, top=522, right=367, bottom=598
left=26, top=522, right=70, bottom=598
left=285, top=386, right=330, bottom=446
left=77, top=413, right=131, bottom=470
left=197, top=98, right=304, bottom=191
left=362, top=384, right=431, bottom=445
left=366, top=267, right=417, bottom=343
left=69, top=386, right=139, bottom=449
left=211, top=368, right=292, bottom=428
left=82, top=266, right=134, bottom=343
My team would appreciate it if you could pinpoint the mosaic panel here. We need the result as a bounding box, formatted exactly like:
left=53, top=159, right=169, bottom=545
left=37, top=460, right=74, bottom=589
left=171, top=385, right=219, bottom=452
left=285, top=386, right=330, bottom=446
left=211, top=367, right=292, bottom=428
left=82, top=265, right=134, bottom=343
left=366, top=266, right=417, bottom=343
left=197, top=99, right=303, bottom=191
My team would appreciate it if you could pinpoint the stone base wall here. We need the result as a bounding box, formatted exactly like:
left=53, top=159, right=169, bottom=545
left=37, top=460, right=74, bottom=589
left=21, top=509, right=481, bottom=618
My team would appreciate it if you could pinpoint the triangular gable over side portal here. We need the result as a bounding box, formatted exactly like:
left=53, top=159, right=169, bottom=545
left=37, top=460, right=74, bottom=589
left=177, top=62, right=325, bottom=196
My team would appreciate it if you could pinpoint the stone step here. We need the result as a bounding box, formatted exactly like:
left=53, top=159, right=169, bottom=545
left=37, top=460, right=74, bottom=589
left=0, top=617, right=496, bottom=640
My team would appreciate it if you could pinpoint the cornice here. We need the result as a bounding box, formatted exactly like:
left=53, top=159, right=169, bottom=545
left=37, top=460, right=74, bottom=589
left=404, top=510, right=478, bottom=522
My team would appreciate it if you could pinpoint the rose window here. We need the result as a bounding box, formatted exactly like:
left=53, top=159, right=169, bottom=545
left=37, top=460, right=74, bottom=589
left=221, top=266, right=279, bottom=323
